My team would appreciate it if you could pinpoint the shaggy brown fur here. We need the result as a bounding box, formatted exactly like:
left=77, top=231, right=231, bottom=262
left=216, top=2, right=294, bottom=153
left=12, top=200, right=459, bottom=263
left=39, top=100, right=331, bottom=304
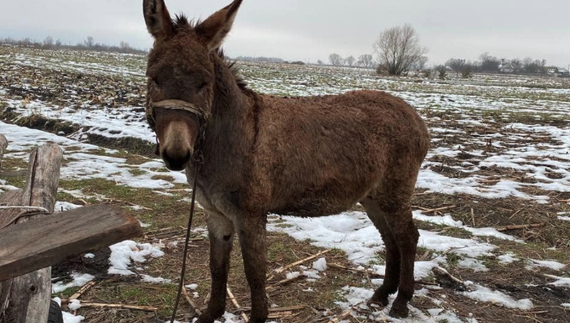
left=143, top=1, right=430, bottom=322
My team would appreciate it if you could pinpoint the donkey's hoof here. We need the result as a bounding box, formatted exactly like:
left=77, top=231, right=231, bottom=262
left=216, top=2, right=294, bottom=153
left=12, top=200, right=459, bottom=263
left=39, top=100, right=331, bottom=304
left=388, top=304, right=409, bottom=318
left=249, top=310, right=269, bottom=323
left=196, top=309, right=224, bottom=323
left=369, top=291, right=390, bottom=307
left=367, top=298, right=388, bottom=309
left=196, top=316, right=215, bottom=323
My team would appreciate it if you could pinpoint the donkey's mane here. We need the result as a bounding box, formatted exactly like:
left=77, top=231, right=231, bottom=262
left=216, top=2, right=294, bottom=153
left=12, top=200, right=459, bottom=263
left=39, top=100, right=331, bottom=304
left=173, top=14, right=191, bottom=30
left=173, top=14, right=247, bottom=90
left=218, top=49, right=248, bottom=90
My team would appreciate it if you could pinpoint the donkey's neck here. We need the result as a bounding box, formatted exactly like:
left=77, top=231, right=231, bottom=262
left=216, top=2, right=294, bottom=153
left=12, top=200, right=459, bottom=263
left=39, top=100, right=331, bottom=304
left=202, top=54, right=257, bottom=175
left=211, top=54, right=249, bottom=121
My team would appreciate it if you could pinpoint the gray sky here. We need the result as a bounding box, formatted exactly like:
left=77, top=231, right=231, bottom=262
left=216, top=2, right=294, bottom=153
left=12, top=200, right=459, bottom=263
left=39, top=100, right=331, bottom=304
left=1, top=0, right=569, bottom=67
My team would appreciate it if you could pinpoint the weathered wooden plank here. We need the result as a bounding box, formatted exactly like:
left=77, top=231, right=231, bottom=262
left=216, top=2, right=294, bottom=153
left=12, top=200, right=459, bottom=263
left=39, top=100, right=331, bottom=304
left=0, top=190, right=23, bottom=230
left=20, top=144, right=62, bottom=214
left=0, top=190, right=19, bottom=322
left=1, top=144, right=62, bottom=323
left=0, top=134, right=14, bottom=321
left=0, top=204, right=143, bottom=282
left=0, top=134, right=7, bottom=169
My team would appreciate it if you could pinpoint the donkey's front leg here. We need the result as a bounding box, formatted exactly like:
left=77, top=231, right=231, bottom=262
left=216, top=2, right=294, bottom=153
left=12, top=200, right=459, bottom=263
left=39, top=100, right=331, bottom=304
left=198, top=212, right=235, bottom=323
left=237, top=214, right=269, bottom=322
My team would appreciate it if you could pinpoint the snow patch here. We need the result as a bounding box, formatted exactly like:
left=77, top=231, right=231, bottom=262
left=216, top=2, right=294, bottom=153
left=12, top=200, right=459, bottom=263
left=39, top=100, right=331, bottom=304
left=526, top=259, right=566, bottom=271
left=312, top=257, right=327, bottom=272
left=460, top=284, right=533, bottom=310
left=108, top=240, right=164, bottom=276
left=52, top=272, right=95, bottom=293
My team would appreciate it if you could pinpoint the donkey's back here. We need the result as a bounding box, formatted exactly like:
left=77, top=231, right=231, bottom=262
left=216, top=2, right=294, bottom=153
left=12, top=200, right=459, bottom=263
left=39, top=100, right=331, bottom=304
left=255, top=90, right=429, bottom=218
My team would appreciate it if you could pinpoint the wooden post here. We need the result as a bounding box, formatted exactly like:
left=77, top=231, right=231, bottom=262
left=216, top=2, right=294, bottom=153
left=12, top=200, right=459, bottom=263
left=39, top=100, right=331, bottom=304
left=0, top=134, right=7, bottom=170
left=0, top=144, right=63, bottom=323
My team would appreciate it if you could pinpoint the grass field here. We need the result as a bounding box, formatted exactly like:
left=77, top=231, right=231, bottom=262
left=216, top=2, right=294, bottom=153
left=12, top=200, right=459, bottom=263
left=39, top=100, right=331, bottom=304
left=1, top=45, right=569, bottom=323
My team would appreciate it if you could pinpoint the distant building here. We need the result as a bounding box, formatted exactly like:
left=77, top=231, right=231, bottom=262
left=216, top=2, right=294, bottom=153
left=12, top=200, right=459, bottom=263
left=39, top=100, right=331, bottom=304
left=557, top=68, right=570, bottom=77
left=547, top=67, right=570, bottom=77
left=499, top=63, right=515, bottom=74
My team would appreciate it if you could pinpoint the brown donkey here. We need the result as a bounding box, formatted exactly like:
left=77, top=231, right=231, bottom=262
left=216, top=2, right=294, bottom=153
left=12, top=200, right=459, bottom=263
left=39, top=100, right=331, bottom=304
left=143, top=0, right=429, bottom=321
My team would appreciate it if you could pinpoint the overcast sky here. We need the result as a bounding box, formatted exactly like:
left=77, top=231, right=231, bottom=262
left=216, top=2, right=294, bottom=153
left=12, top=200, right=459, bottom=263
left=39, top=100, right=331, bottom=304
left=1, top=0, right=569, bottom=66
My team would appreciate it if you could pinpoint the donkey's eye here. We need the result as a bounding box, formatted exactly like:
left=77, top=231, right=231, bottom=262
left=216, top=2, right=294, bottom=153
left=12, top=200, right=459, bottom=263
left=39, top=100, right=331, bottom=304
left=151, top=78, right=160, bottom=88
left=197, top=82, right=208, bottom=93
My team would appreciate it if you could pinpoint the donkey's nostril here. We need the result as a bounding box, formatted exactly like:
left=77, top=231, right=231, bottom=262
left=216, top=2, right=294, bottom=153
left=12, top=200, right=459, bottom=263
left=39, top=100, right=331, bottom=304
left=162, top=149, right=191, bottom=171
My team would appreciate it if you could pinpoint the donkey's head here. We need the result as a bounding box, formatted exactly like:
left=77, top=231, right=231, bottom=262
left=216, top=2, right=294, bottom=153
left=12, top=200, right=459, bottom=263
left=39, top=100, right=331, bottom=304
left=143, top=0, right=242, bottom=170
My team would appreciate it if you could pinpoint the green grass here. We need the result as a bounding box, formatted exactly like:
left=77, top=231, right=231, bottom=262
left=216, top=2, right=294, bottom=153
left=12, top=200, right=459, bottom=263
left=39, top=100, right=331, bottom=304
left=53, top=286, right=81, bottom=299
left=128, top=168, right=147, bottom=177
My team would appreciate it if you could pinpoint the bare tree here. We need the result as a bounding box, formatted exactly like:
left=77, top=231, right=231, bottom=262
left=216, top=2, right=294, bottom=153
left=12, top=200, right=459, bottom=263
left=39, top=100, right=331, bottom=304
left=43, top=36, right=54, bottom=49
left=120, top=41, right=131, bottom=51
left=416, top=56, right=428, bottom=70
left=522, top=57, right=547, bottom=74
left=479, top=52, right=500, bottom=73
left=357, top=54, right=374, bottom=68
left=373, top=24, right=428, bottom=75
left=346, top=55, right=355, bottom=67
left=446, top=58, right=466, bottom=72
left=329, top=53, right=343, bottom=66
left=84, top=36, right=95, bottom=48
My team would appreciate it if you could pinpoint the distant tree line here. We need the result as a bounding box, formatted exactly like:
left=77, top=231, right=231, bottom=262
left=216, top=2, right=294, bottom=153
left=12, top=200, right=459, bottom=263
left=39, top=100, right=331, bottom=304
left=442, top=53, right=550, bottom=76
left=235, top=56, right=285, bottom=63
left=326, top=53, right=375, bottom=68
left=324, top=23, right=566, bottom=78
left=0, top=36, right=147, bottom=55
left=235, top=56, right=307, bottom=65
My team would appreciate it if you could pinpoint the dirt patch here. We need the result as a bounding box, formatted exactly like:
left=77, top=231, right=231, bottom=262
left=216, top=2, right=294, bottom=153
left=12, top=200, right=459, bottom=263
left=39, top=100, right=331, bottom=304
left=53, top=248, right=113, bottom=282
left=426, top=268, right=570, bottom=323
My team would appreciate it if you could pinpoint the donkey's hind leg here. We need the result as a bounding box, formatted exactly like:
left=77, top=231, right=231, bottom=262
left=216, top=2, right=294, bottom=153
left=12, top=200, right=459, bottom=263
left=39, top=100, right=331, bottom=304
left=198, top=212, right=235, bottom=323
left=360, top=197, right=401, bottom=305
left=361, top=191, right=419, bottom=318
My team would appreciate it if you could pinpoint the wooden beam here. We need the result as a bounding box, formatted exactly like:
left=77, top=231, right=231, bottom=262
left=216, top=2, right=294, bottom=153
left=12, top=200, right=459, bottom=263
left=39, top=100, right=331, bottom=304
left=0, top=204, right=143, bottom=282
left=0, top=134, right=7, bottom=170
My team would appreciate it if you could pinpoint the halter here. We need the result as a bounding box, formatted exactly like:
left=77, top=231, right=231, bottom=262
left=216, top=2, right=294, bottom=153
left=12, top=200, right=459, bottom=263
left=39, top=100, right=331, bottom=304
left=146, top=99, right=208, bottom=131
left=146, top=99, right=209, bottom=157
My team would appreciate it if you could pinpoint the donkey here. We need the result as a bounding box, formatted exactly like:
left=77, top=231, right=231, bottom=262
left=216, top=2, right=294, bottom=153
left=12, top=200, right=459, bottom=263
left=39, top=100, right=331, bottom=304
left=143, top=0, right=429, bottom=321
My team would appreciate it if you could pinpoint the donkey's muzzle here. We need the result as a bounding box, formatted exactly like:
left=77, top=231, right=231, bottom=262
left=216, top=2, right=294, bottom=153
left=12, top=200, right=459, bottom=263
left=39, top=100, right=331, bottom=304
left=162, top=147, right=192, bottom=171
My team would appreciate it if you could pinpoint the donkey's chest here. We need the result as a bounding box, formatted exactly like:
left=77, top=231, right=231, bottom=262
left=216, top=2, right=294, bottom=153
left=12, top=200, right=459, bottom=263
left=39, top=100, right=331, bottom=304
left=192, top=180, right=243, bottom=217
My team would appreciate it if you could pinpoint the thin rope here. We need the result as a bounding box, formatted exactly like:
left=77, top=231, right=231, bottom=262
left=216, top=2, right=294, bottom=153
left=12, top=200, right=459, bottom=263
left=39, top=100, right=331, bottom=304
left=170, top=161, right=201, bottom=323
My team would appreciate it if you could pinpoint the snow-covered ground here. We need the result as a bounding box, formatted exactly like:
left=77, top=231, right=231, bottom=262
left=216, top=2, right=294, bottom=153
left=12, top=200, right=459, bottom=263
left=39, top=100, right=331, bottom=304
left=2, top=121, right=567, bottom=322
left=1, top=47, right=569, bottom=323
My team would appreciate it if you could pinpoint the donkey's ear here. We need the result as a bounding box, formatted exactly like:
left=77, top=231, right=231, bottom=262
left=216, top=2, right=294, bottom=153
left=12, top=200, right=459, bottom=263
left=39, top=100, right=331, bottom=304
left=196, top=0, right=243, bottom=51
left=143, top=0, right=174, bottom=39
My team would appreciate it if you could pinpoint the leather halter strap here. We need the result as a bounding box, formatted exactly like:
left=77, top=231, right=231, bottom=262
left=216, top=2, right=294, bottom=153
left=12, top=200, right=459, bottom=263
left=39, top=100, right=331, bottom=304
left=151, top=99, right=205, bottom=118
left=146, top=99, right=208, bottom=132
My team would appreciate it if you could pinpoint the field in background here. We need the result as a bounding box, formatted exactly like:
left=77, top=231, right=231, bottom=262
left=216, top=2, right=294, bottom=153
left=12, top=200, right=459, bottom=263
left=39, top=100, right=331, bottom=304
left=1, top=45, right=569, bottom=323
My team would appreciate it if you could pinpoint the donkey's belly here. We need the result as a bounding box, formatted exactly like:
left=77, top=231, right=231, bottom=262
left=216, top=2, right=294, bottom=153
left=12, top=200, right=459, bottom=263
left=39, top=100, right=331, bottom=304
left=271, top=200, right=355, bottom=217
left=269, top=186, right=366, bottom=217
